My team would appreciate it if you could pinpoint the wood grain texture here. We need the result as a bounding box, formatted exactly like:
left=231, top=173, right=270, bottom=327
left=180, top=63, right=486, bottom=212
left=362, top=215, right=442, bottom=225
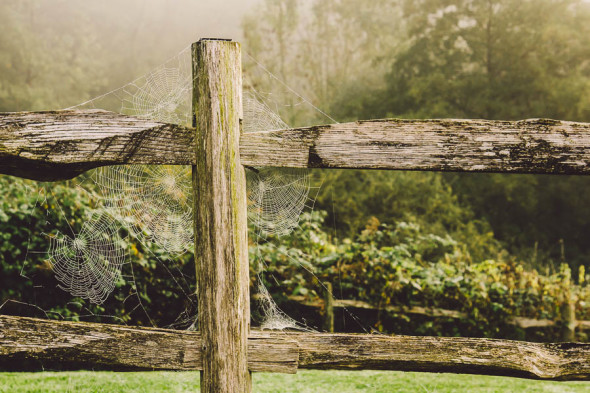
left=322, top=282, right=334, bottom=333
left=192, top=39, right=251, bottom=393
left=240, top=118, right=590, bottom=174
left=561, top=298, right=577, bottom=342
left=0, top=315, right=297, bottom=373
left=0, top=109, right=194, bottom=180
left=4, top=116, right=590, bottom=180
left=291, top=332, right=590, bottom=380
left=1, top=315, right=589, bottom=380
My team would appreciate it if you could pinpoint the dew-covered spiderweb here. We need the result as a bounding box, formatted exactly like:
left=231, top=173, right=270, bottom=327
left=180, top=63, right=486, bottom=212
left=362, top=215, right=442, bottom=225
left=74, top=46, right=193, bottom=125
left=242, top=59, right=371, bottom=333
left=243, top=90, right=311, bottom=238
left=93, top=165, right=193, bottom=256
left=48, top=211, right=126, bottom=305
left=56, top=48, right=199, bottom=326
left=4, top=45, right=370, bottom=335
left=124, top=66, right=191, bottom=125
left=242, top=88, right=314, bottom=331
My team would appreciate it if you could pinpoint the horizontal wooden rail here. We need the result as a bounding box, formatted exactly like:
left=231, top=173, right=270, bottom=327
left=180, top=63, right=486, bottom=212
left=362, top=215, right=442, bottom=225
left=0, top=315, right=297, bottom=374
left=0, top=110, right=194, bottom=180
left=3, top=111, right=590, bottom=180
left=240, top=118, right=590, bottom=172
left=286, top=295, right=590, bottom=330
left=1, top=315, right=589, bottom=380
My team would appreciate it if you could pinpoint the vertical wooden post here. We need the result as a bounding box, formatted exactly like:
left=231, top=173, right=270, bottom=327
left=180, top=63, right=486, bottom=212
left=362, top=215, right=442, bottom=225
left=561, top=298, right=576, bottom=342
left=323, top=282, right=334, bottom=333
left=192, top=39, right=251, bottom=392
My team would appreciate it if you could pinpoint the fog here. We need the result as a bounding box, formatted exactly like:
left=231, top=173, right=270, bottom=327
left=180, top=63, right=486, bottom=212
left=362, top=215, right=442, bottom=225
left=0, top=0, right=262, bottom=110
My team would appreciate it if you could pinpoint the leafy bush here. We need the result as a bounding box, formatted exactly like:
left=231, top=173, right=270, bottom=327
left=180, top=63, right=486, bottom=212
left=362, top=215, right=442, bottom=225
left=2, top=175, right=588, bottom=341
left=254, top=211, right=590, bottom=340
left=0, top=176, right=196, bottom=327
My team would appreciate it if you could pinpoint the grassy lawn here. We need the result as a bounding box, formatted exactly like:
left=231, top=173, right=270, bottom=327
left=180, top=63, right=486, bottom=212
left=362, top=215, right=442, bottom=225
left=0, top=370, right=589, bottom=393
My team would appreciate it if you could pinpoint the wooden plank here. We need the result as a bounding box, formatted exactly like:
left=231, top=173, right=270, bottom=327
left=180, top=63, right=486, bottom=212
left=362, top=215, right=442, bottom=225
left=0, top=315, right=297, bottom=373
left=0, top=109, right=194, bottom=181
left=288, top=295, right=468, bottom=320
left=562, top=298, right=577, bottom=341
left=292, top=332, right=590, bottom=380
left=511, top=317, right=556, bottom=329
left=192, top=39, right=251, bottom=393
left=1, top=315, right=589, bottom=380
left=240, top=118, right=590, bottom=173
left=4, top=116, right=590, bottom=180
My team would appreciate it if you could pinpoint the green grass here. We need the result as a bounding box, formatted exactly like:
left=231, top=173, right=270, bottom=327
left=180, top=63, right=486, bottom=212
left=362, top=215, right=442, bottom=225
left=0, top=371, right=588, bottom=392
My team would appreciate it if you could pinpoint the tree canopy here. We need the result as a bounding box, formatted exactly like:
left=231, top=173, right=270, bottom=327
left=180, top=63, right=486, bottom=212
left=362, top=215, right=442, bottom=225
left=361, top=0, right=590, bottom=121
left=244, top=0, right=590, bottom=275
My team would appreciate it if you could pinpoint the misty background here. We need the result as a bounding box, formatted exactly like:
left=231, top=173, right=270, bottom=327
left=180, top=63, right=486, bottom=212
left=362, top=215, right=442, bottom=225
left=0, top=0, right=260, bottom=110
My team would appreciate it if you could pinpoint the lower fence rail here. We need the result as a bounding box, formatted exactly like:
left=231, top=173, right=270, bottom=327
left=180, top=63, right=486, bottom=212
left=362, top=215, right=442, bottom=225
left=0, top=315, right=589, bottom=380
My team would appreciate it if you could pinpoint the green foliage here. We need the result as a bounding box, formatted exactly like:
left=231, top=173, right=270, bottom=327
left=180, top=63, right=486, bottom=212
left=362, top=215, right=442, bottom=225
left=445, top=173, right=590, bottom=275
left=255, top=210, right=590, bottom=340
left=0, top=175, right=195, bottom=327
left=312, top=170, right=500, bottom=263
left=245, top=0, right=590, bottom=277
left=360, top=0, right=590, bottom=121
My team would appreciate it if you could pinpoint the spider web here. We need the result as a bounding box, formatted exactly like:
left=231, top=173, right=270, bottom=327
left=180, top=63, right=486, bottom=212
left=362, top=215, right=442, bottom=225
left=72, top=48, right=312, bottom=256
left=68, top=47, right=332, bottom=333
left=8, top=46, right=361, bottom=336
left=247, top=167, right=311, bottom=237
left=8, top=178, right=197, bottom=328
left=244, top=91, right=311, bottom=238
left=73, top=46, right=193, bottom=125
left=126, top=67, right=191, bottom=124
left=48, top=211, right=127, bottom=305
left=255, top=274, right=306, bottom=331
left=242, top=90, right=314, bottom=331
left=93, top=165, right=193, bottom=256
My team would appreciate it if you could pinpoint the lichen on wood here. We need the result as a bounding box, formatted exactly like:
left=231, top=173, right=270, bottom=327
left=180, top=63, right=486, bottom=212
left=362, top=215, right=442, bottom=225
left=192, top=39, right=251, bottom=393
left=240, top=118, right=590, bottom=174
left=4, top=114, right=590, bottom=180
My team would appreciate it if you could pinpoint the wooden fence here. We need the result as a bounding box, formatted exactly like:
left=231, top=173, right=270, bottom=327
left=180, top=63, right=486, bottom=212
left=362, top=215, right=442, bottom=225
left=282, top=289, right=589, bottom=338
left=1, top=39, right=590, bottom=392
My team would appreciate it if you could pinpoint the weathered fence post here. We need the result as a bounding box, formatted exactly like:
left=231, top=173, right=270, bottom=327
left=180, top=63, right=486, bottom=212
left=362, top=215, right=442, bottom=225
left=561, top=297, right=577, bottom=342
left=192, top=39, right=250, bottom=392
left=323, top=282, right=334, bottom=333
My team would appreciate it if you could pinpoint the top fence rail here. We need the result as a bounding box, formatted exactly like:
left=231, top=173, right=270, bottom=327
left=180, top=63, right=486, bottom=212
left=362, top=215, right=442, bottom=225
left=2, top=110, right=590, bottom=181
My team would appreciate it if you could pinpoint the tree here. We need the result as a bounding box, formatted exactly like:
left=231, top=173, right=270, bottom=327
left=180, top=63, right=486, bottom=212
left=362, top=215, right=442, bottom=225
left=341, top=0, right=590, bottom=273
left=243, top=0, right=404, bottom=125
left=359, top=0, right=590, bottom=121
left=243, top=0, right=590, bottom=275
left=0, top=1, right=107, bottom=111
